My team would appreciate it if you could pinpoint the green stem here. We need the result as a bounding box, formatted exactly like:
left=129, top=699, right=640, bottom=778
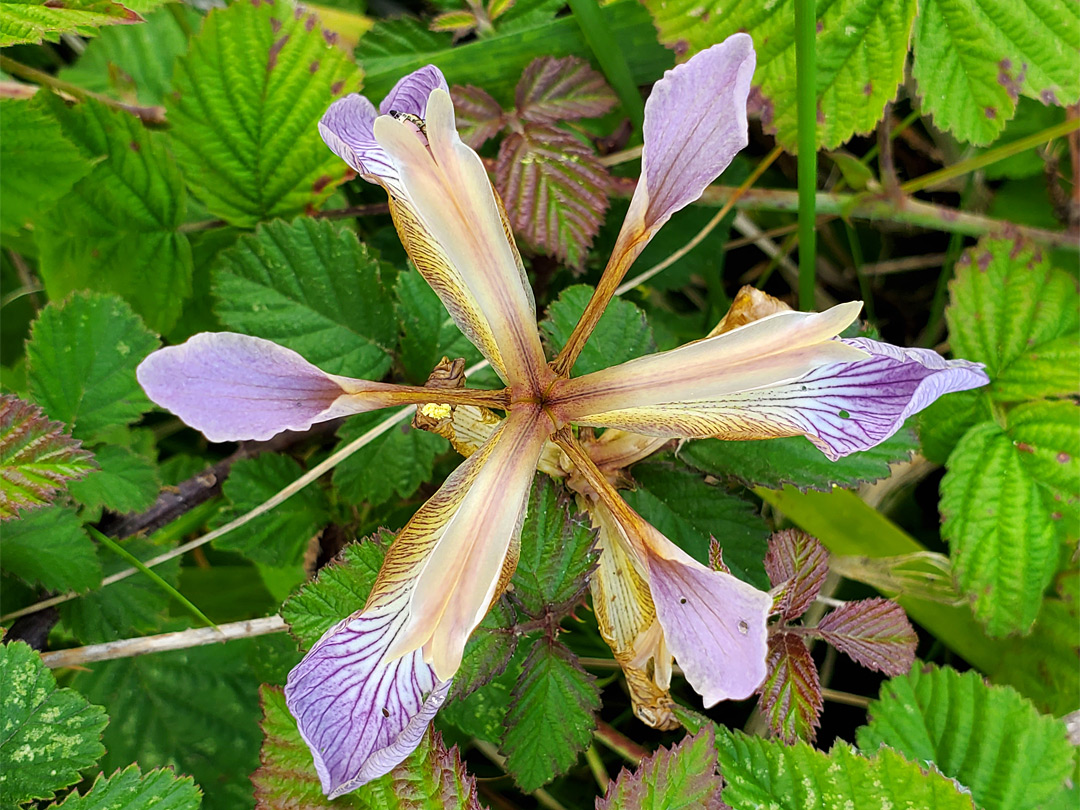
left=844, top=221, right=874, bottom=322
left=88, top=526, right=217, bottom=629
left=793, top=0, right=818, bottom=310
left=566, top=0, right=644, bottom=135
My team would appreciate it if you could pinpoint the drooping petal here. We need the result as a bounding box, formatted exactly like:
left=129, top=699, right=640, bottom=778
left=284, top=596, right=451, bottom=798
left=136, top=333, right=406, bottom=443
left=384, top=405, right=549, bottom=678
left=610, top=34, right=756, bottom=273
left=379, top=64, right=449, bottom=117
left=552, top=301, right=866, bottom=423
left=373, top=90, right=548, bottom=390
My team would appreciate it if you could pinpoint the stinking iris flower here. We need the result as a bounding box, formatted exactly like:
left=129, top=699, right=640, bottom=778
left=136, top=34, right=989, bottom=798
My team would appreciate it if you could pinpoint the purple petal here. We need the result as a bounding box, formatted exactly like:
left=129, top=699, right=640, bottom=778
left=285, top=599, right=452, bottom=798
left=379, top=65, right=449, bottom=117
left=647, top=552, right=771, bottom=705
left=319, top=93, right=397, bottom=181
left=632, top=33, right=755, bottom=234
left=136, top=333, right=388, bottom=443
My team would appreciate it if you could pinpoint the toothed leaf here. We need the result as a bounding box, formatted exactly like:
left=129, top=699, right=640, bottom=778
left=810, top=598, right=918, bottom=675
left=514, top=55, right=618, bottom=123
left=764, top=529, right=828, bottom=620
left=758, top=633, right=823, bottom=744
left=596, top=727, right=723, bottom=810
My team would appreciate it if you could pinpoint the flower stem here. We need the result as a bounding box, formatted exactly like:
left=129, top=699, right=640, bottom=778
left=793, top=0, right=818, bottom=310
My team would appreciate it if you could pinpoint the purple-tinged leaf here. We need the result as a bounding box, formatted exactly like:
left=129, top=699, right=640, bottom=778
left=764, top=529, right=828, bottom=621
left=495, top=123, right=611, bottom=268
left=451, top=85, right=507, bottom=148
left=1, top=394, right=96, bottom=521
left=515, top=55, right=619, bottom=124
left=596, top=726, right=725, bottom=810
left=708, top=537, right=732, bottom=574
left=810, top=598, right=917, bottom=676
left=758, top=633, right=823, bottom=744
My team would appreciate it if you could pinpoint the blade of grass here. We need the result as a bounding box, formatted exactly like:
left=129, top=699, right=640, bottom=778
left=566, top=0, right=644, bottom=135
left=793, top=0, right=817, bottom=310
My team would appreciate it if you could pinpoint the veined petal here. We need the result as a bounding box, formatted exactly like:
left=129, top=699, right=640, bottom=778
left=384, top=405, right=549, bottom=678
left=284, top=596, right=451, bottom=798
left=610, top=34, right=756, bottom=271
left=552, top=302, right=866, bottom=421
left=373, top=89, right=548, bottom=390
left=379, top=65, right=449, bottom=117
left=136, top=333, right=404, bottom=443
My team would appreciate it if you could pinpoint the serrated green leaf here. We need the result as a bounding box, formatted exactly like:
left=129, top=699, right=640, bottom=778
left=73, top=638, right=262, bottom=810
left=50, top=764, right=203, bottom=810
left=450, top=597, right=518, bottom=700
left=60, top=537, right=181, bottom=643
left=643, top=0, right=917, bottom=150
left=167, top=0, right=362, bottom=226
left=211, top=454, right=331, bottom=568
left=27, top=293, right=158, bottom=442
left=947, top=237, right=1080, bottom=401
left=0, top=393, right=95, bottom=520
left=35, top=95, right=193, bottom=333
left=596, top=727, right=722, bottom=810
left=1, top=505, right=102, bottom=592
left=494, top=122, right=610, bottom=268
left=253, top=685, right=483, bottom=810
left=396, top=269, right=483, bottom=384
left=759, top=633, right=823, bottom=744
left=212, top=218, right=397, bottom=379
left=0, top=0, right=139, bottom=47
left=917, top=389, right=992, bottom=465
left=857, top=664, right=1075, bottom=810
left=68, top=444, right=159, bottom=515
left=0, top=98, right=95, bottom=235
left=332, top=413, right=449, bottom=508
left=1008, top=400, right=1080, bottom=503
left=716, top=729, right=977, bottom=810
left=540, top=284, right=655, bottom=377
left=281, top=534, right=389, bottom=649
left=440, top=655, right=518, bottom=742
left=500, top=637, right=600, bottom=791
left=58, top=6, right=199, bottom=107
left=681, top=426, right=919, bottom=494
left=0, top=641, right=108, bottom=805
left=941, top=421, right=1061, bottom=636
left=623, top=460, right=770, bottom=588
left=912, top=0, right=1080, bottom=145
left=511, top=476, right=596, bottom=616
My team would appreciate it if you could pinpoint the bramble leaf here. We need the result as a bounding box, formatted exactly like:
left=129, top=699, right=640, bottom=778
left=0, top=0, right=140, bottom=47
left=1007, top=400, right=1079, bottom=518
left=681, top=427, right=918, bottom=493
left=500, top=637, right=600, bottom=791
left=26, top=293, right=158, bottom=442
left=49, top=764, right=202, bottom=809
left=0, top=98, right=94, bottom=235
left=511, top=476, right=596, bottom=617
left=1, top=505, right=102, bottom=592
left=35, top=95, right=192, bottom=333
left=167, top=0, right=362, bottom=226
left=450, top=84, right=506, bottom=148
left=809, top=597, right=917, bottom=675
left=213, top=218, right=398, bottom=379
left=540, top=284, right=655, bottom=377
left=947, top=237, right=1079, bottom=401
left=758, top=633, right=823, bottom=743
left=212, top=454, right=331, bottom=568
left=0, top=641, right=108, bottom=806
left=857, top=664, right=1075, bottom=810
left=643, top=0, right=918, bottom=150
left=0, top=393, right=95, bottom=521
left=395, top=269, right=483, bottom=384
left=624, top=460, right=770, bottom=588
left=917, top=389, right=992, bottom=465
left=253, top=685, right=483, bottom=809
left=764, top=529, right=828, bottom=621
left=514, top=55, right=618, bottom=123
left=332, top=413, right=448, bottom=508
left=495, top=123, right=611, bottom=268
left=941, top=421, right=1061, bottom=636
left=451, top=598, right=518, bottom=700
left=281, top=534, right=390, bottom=650
left=67, top=444, right=159, bottom=515
left=911, top=0, right=1080, bottom=145
left=596, top=727, right=723, bottom=810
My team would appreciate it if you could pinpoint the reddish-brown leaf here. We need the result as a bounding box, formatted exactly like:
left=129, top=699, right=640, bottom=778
left=758, top=632, right=823, bottom=743
left=495, top=123, right=611, bottom=268
left=764, top=529, right=828, bottom=620
left=708, top=537, right=732, bottom=574
left=451, top=85, right=507, bottom=148
left=515, top=55, right=618, bottom=124
left=811, top=597, right=918, bottom=675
